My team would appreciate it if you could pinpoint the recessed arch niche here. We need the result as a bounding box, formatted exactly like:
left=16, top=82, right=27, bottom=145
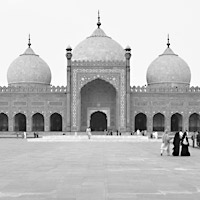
left=80, top=78, right=116, bottom=132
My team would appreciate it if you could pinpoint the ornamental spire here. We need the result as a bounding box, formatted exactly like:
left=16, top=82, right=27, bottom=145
left=28, top=34, right=31, bottom=48
left=97, top=10, right=101, bottom=28
left=167, top=34, right=170, bottom=48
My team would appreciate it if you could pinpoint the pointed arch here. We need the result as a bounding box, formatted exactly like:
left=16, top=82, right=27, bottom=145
left=153, top=113, right=165, bottom=131
left=80, top=78, right=116, bottom=131
left=80, top=77, right=119, bottom=92
left=0, top=113, right=8, bottom=131
left=90, top=111, right=107, bottom=131
left=14, top=113, right=26, bottom=131
left=135, top=113, right=147, bottom=131
left=32, top=113, right=44, bottom=131
left=171, top=113, right=182, bottom=132
left=189, top=113, right=200, bottom=132
left=50, top=113, right=62, bottom=131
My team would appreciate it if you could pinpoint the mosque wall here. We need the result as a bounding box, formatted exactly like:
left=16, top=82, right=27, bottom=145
left=1, top=86, right=200, bottom=134
left=131, top=89, right=200, bottom=133
left=0, top=89, right=68, bottom=133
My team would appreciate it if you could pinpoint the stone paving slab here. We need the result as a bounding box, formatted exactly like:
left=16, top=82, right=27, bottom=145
left=0, top=139, right=199, bottom=199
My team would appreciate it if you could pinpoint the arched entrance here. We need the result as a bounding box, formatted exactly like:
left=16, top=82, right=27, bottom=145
left=81, top=78, right=116, bottom=131
left=171, top=113, right=182, bottom=132
left=153, top=113, right=165, bottom=131
left=90, top=111, right=107, bottom=131
left=32, top=113, right=44, bottom=131
left=50, top=113, right=62, bottom=131
left=135, top=113, right=147, bottom=131
left=0, top=113, right=8, bottom=131
left=189, top=113, right=200, bottom=132
left=14, top=113, right=26, bottom=131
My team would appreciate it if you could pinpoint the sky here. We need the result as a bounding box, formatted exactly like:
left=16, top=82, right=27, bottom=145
left=0, top=0, right=200, bottom=87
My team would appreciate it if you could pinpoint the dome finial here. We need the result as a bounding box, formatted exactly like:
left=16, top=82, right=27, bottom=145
left=167, top=34, right=170, bottom=48
left=28, top=34, right=31, bottom=48
left=97, top=10, right=101, bottom=28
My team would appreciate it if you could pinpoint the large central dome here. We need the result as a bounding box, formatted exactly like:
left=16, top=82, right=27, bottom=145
left=72, top=17, right=125, bottom=61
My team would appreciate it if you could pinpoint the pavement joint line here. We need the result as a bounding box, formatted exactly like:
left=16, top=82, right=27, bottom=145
left=174, top=167, right=196, bottom=171
left=0, top=190, right=55, bottom=198
left=158, top=190, right=200, bottom=195
left=107, top=168, right=170, bottom=171
left=128, top=158, right=149, bottom=161
left=109, top=190, right=200, bottom=196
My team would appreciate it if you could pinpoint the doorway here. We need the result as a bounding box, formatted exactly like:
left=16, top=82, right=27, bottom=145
left=135, top=113, right=147, bottom=131
left=90, top=111, right=107, bottom=131
left=14, top=113, right=26, bottom=131
left=171, top=113, right=182, bottom=132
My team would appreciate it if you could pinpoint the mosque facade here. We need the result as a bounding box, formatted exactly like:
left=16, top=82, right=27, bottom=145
left=0, top=16, right=200, bottom=135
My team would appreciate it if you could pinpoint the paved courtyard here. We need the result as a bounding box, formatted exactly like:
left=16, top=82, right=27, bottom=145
left=0, top=138, right=200, bottom=200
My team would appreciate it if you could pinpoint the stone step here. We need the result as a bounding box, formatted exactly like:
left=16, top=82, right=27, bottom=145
left=27, top=135, right=161, bottom=142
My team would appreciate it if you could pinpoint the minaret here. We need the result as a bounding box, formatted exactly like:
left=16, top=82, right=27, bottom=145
left=125, top=46, right=131, bottom=132
left=66, top=45, right=72, bottom=132
left=66, top=45, right=72, bottom=66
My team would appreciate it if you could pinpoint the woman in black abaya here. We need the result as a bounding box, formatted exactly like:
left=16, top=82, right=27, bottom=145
left=172, top=132, right=181, bottom=156
left=180, top=132, right=190, bottom=156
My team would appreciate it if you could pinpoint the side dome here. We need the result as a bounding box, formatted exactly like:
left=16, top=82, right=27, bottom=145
left=72, top=21, right=125, bottom=61
left=7, top=43, right=52, bottom=87
left=146, top=45, right=191, bottom=88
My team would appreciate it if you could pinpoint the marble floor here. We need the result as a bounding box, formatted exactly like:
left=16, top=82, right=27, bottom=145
left=0, top=138, right=199, bottom=199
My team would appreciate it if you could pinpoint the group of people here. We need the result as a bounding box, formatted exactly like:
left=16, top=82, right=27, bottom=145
left=86, top=127, right=122, bottom=139
left=161, top=130, right=190, bottom=156
left=131, top=129, right=147, bottom=136
left=104, top=129, right=121, bottom=136
left=16, top=131, right=39, bottom=139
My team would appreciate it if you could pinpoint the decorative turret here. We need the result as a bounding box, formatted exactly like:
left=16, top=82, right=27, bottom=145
left=125, top=45, right=131, bottom=66
left=66, top=45, right=72, bottom=66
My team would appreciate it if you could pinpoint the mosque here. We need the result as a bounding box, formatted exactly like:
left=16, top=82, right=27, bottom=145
left=0, top=14, right=200, bottom=135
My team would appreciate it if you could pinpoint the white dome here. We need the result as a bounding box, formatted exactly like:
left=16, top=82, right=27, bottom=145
left=146, top=47, right=191, bottom=87
left=7, top=46, right=52, bottom=86
left=72, top=27, right=125, bottom=61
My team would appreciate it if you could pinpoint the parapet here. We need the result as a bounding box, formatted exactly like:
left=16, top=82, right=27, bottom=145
left=0, top=86, right=67, bottom=93
left=71, top=60, right=126, bottom=67
left=131, top=86, right=200, bottom=93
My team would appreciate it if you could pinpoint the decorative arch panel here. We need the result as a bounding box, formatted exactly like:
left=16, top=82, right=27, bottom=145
left=72, top=68, right=126, bottom=131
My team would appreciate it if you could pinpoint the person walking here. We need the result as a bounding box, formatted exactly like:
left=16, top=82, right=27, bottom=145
left=197, top=131, right=200, bottom=148
left=86, top=127, right=92, bottom=139
left=191, top=131, right=196, bottom=148
left=160, top=130, right=171, bottom=156
left=180, top=132, right=190, bottom=156
left=172, top=132, right=181, bottom=156
left=23, top=131, right=27, bottom=139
